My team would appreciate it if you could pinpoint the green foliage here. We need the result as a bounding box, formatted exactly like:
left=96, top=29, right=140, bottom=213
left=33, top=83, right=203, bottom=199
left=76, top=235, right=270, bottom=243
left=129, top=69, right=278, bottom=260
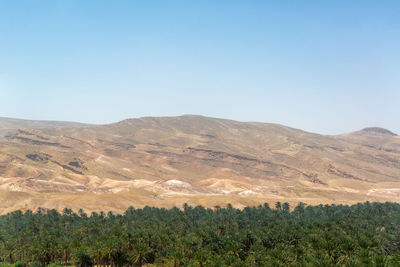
left=0, top=202, right=399, bottom=266
left=73, top=249, right=93, bottom=267
left=13, top=262, right=24, bottom=267
left=28, top=262, right=41, bottom=267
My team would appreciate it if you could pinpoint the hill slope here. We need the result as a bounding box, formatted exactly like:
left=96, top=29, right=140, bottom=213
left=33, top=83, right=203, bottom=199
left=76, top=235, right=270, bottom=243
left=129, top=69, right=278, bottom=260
left=0, top=117, right=87, bottom=139
left=0, top=115, right=399, bottom=213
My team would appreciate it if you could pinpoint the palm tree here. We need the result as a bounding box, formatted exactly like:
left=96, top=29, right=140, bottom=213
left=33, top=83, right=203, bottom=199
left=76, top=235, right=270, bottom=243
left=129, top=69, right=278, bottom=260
left=73, top=249, right=93, bottom=267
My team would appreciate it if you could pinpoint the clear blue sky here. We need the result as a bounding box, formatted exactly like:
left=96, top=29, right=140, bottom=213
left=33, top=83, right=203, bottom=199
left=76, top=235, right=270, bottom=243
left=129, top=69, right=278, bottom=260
left=1, top=1, right=399, bottom=134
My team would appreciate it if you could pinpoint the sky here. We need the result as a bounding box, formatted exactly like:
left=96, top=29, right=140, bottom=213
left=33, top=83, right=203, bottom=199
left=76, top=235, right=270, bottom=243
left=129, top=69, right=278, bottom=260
left=0, top=1, right=399, bottom=135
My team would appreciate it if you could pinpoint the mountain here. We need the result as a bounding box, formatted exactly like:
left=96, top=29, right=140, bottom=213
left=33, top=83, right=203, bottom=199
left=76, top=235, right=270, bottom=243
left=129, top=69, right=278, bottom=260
left=0, top=115, right=399, bottom=214
left=0, top=117, right=87, bottom=139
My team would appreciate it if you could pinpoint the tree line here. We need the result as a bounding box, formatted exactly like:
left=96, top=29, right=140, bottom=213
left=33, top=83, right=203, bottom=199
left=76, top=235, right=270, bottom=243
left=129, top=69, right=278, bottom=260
left=0, top=201, right=399, bottom=266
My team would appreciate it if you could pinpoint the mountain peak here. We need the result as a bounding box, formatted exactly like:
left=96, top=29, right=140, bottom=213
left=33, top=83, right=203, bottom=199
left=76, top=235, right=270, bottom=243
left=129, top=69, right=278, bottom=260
left=360, top=127, right=397, bottom=136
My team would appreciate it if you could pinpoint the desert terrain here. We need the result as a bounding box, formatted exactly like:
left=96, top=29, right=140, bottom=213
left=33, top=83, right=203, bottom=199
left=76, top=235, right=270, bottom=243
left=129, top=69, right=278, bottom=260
left=0, top=115, right=399, bottom=214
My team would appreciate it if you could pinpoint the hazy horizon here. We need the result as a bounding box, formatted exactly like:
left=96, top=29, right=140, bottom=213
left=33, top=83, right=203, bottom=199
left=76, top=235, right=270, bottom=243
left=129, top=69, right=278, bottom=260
left=1, top=1, right=399, bottom=134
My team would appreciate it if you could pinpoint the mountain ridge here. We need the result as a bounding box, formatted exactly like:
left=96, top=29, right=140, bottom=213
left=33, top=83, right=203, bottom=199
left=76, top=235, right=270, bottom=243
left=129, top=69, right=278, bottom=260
left=2, top=115, right=397, bottom=136
left=0, top=115, right=399, bottom=214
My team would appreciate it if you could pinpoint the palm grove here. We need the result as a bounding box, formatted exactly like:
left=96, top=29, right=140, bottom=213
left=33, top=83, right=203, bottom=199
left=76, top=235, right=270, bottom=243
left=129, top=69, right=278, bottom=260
left=0, top=202, right=399, bottom=266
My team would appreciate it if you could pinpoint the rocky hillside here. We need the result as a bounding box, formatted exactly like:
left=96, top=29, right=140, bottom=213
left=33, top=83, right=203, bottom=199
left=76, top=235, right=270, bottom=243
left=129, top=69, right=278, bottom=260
left=0, top=115, right=399, bottom=214
left=0, top=117, right=86, bottom=139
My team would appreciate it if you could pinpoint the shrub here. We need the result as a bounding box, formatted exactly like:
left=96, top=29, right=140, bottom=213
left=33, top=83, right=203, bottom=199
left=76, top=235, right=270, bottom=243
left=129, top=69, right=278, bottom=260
left=29, top=262, right=42, bottom=267
left=13, top=262, right=24, bottom=267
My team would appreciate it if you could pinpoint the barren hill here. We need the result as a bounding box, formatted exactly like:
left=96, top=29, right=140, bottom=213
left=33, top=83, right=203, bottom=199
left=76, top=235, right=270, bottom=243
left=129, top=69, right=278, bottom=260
left=0, top=115, right=399, bottom=214
left=0, top=117, right=86, bottom=140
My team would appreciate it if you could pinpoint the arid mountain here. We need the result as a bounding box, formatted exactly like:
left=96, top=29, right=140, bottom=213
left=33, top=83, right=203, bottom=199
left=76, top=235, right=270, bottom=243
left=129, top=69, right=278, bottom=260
left=0, top=117, right=86, bottom=140
left=0, top=115, right=399, bottom=214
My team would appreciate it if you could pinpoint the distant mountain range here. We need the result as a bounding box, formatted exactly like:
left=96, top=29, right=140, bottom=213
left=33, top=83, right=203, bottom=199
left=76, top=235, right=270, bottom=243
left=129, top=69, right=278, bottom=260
left=0, top=115, right=399, bottom=214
